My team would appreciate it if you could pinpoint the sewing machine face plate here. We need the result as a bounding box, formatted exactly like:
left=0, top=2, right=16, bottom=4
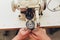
left=0, top=0, right=60, bottom=29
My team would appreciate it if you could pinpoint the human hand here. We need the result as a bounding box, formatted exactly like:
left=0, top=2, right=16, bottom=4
left=12, top=27, right=51, bottom=40
left=12, top=28, right=31, bottom=40
left=29, top=27, right=51, bottom=40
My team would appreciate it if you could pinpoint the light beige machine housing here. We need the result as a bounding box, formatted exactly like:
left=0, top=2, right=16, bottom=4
left=11, top=0, right=46, bottom=30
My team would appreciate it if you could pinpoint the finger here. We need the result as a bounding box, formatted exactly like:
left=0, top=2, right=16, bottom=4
left=18, top=28, right=31, bottom=36
left=40, top=28, right=46, bottom=33
left=22, top=28, right=31, bottom=35
left=31, top=33, right=39, bottom=40
left=32, top=28, right=39, bottom=35
left=29, top=34, right=37, bottom=40
left=12, top=28, right=31, bottom=40
left=32, top=27, right=46, bottom=34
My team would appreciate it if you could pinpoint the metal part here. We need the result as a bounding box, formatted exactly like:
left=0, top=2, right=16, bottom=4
left=25, top=8, right=35, bottom=20
left=43, top=0, right=46, bottom=10
left=26, top=21, right=35, bottom=30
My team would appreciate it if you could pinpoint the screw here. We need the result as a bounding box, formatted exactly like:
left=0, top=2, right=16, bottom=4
left=18, top=5, right=20, bottom=7
left=18, top=15, right=21, bottom=17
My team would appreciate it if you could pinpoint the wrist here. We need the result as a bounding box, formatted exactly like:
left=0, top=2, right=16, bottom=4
left=41, top=34, right=51, bottom=40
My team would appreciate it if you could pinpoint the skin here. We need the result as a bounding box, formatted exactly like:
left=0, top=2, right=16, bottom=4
left=12, top=28, right=31, bottom=40
left=12, top=27, right=51, bottom=40
left=29, top=27, right=51, bottom=40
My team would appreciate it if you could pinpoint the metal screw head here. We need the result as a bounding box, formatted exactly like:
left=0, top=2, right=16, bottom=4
left=18, top=15, right=21, bottom=17
left=18, top=5, right=20, bottom=7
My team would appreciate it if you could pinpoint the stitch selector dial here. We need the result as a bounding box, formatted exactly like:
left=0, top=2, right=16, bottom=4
left=25, top=8, right=35, bottom=20
left=26, top=21, right=35, bottom=30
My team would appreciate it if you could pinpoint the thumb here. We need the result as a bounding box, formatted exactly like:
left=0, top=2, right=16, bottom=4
left=18, top=28, right=31, bottom=36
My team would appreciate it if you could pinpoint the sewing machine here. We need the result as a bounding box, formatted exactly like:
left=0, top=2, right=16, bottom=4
left=0, top=0, right=60, bottom=40
left=0, top=0, right=60, bottom=29
left=11, top=0, right=46, bottom=30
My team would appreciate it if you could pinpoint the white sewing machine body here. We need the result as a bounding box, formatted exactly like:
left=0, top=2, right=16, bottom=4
left=0, top=0, right=60, bottom=29
left=12, top=0, right=45, bottom=8
left=11, top=0, right=46, bottom=29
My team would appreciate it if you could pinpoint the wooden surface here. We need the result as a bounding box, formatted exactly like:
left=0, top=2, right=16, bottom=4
left=0, top=26, right=60, bottom=30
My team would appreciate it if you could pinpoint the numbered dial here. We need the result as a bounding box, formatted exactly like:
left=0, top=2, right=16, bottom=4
left=26, top=21, right=35, bottom=30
